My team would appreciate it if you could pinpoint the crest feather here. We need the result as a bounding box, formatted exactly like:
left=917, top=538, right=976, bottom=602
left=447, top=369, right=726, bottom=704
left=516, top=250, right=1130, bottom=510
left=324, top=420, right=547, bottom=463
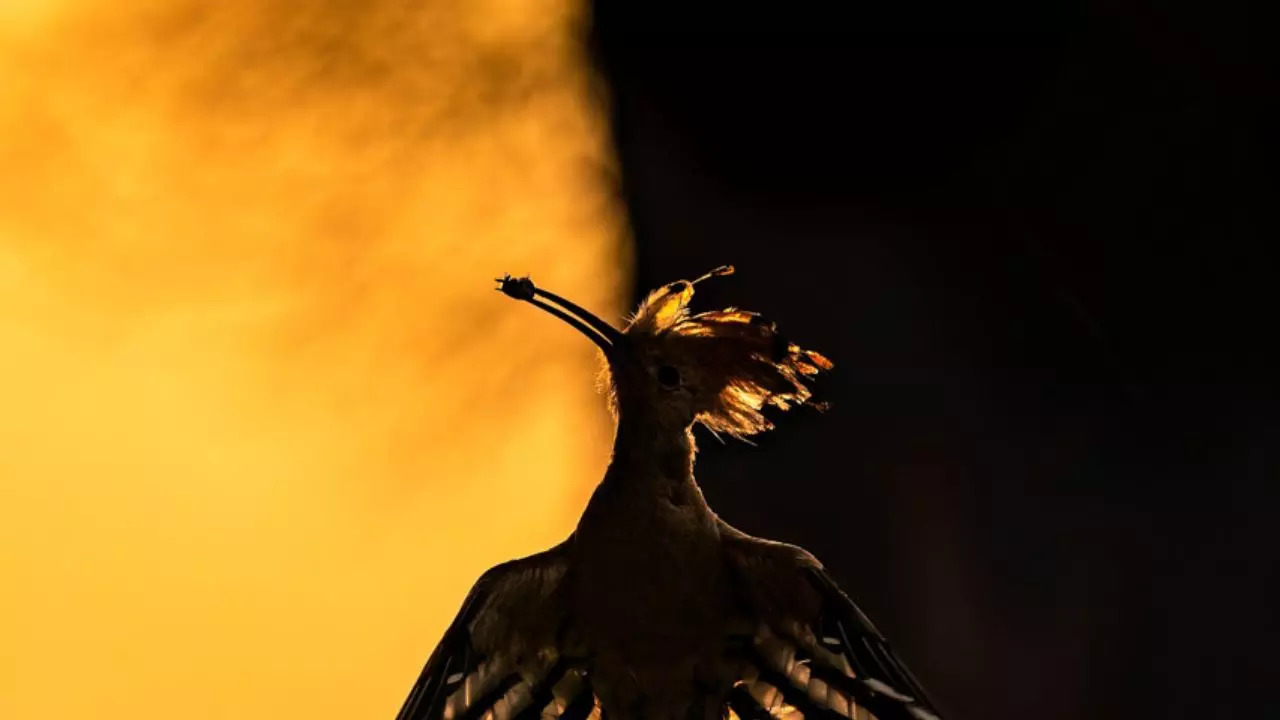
left=625, top=268, right=832, bottom=439
left=626, top=280, right=695, bottom=335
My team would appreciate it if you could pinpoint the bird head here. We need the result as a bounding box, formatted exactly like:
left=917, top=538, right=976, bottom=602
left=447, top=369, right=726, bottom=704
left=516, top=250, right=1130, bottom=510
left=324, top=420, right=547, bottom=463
left=497, top=266, right=832, bottom=440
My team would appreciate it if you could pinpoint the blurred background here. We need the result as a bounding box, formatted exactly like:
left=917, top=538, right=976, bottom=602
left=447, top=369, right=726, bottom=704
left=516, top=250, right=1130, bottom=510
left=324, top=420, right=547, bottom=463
left=1, top=1, right=625, bottom=717
left=590, top=3, right=1273, bottom=720
left=1, top=1, right=1274, bottom=719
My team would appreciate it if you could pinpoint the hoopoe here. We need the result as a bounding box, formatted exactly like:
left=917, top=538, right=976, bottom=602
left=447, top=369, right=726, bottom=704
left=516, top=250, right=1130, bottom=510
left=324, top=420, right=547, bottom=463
left=396, top=267, right=942, bottom=720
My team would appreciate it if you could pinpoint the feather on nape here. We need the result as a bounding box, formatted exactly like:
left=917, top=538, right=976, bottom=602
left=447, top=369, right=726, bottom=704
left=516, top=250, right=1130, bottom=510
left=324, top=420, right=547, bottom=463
left=625, top=269, right=833, bottom=439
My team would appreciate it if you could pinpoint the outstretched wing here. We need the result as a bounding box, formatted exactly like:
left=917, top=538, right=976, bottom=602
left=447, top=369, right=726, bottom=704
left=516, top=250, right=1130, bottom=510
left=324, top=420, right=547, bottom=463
left=396, top=539, right=600, bottom=720
left=721, top=523, right=943, bottom=720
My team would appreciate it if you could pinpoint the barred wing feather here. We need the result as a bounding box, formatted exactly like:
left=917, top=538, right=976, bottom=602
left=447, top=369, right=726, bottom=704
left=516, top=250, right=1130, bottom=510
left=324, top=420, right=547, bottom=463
left=395, top=541, right=602, bottom=720
left=721, top=523, right=943, bottom=720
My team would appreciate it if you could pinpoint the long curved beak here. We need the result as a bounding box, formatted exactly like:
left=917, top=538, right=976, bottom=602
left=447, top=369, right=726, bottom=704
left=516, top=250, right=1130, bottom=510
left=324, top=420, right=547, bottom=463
left=496, top=274, right=622, bottom=355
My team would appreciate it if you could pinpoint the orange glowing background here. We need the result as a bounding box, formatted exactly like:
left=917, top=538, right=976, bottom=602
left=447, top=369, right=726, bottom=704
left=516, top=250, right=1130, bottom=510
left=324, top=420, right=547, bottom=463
left=0, top=1, right=627, bottom=717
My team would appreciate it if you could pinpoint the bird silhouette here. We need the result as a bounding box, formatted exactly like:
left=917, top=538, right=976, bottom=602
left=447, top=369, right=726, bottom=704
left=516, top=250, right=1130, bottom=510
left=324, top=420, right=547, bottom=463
left=396, top=267, right=942, bottom=720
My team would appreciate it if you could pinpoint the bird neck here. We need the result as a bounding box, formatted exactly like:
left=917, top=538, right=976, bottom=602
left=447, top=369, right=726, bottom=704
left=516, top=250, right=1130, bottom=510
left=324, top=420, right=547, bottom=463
left=602, top=409, right=697, bottom=494
left=575, top=409, right=717, bottom=545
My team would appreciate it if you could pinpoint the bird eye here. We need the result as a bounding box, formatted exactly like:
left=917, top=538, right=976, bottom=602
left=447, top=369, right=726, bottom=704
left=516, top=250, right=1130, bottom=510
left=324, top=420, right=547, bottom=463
left=656, top=364, right=681, bottom=389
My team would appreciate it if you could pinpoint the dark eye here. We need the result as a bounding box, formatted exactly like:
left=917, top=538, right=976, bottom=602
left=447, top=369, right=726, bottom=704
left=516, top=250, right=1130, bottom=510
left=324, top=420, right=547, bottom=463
left=656, top=364, right=681, bottom=388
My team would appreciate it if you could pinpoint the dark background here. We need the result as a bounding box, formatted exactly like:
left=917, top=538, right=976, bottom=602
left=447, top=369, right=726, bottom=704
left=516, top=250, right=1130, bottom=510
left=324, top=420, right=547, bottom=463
left=588, top=3, right=1274, bottom=719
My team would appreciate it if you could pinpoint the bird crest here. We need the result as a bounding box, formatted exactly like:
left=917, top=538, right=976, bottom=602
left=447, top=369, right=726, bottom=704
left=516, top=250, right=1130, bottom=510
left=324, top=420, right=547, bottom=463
left=623, top=265, right=833, bottom=438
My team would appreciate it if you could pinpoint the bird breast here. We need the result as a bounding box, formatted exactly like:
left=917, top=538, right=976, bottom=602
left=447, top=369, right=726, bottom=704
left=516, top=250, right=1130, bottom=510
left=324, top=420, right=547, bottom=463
left=567, top=477, right=735, bottom=718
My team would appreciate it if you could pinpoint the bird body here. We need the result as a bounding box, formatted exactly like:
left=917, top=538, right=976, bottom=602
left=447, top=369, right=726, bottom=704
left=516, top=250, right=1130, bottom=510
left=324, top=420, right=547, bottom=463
left=571, top=420, right=732, bottom=720
left=396, top=269, right=942, bottom=720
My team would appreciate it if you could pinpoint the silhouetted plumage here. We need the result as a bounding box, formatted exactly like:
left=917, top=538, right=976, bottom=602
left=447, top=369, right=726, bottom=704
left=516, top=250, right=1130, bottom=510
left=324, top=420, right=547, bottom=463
left=395, top=268, right=942, bottom=720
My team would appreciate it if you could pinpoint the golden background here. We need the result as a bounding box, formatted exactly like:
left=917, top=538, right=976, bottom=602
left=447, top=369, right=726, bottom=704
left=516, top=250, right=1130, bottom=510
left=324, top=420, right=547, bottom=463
left=0, top=0, right=626, bottom=716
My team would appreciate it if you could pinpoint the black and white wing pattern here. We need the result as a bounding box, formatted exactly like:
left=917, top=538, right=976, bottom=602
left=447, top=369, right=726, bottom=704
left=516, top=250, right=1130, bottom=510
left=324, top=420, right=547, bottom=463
left=396, top=540, right=601, bottom=720
left=720, top=523, right=943, bottom=720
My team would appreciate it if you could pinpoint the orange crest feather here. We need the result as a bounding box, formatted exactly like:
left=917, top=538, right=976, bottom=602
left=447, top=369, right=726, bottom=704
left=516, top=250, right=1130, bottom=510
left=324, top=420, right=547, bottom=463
left=625, top=267, right=833, bottom=439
